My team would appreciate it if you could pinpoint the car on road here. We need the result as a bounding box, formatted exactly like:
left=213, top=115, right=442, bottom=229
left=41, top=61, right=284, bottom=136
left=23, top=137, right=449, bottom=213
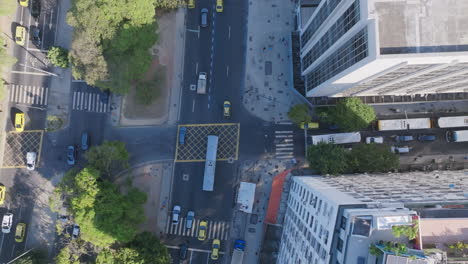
left=67, top=145, right=76, bottom=165
left=0, top=184, right=5, bottom=205
left=391, top=146, right=410, bottom=154
left=418, top=134, right=436, bottom=142
left=179, top=127, right=186, bottom=145
left=30, top=26, right=41, bottom=47
left=395, top=135, right=413, bottom=142
left=81, top=132, right=89, bottom=150
left=211, top=239, right=220, bottom=260
left=200, top=8, right=208, bottom=27
left=185, top=211, right=194, bottom=229
left=179, top=243, right=188, bottom=260
left=2, top=213, right=13, bottom=233
left=365, top=136, right=383, bottom=144
left=188, top=0, right=194, bottom=8
left=15, top=113, right=25, bottom=132
left=197, top=220, right=207, bottom=241
left=72, top=224, right=80, bottom=239
left=15, top=26, right=26, bottom=46
left=300, top=122, right=319, bottom=129
left=216, top=0, right=223, bottom=12
left=223, top=101, right=231, bottom=118
left=31, top=0, right=41, bottom=18
left=15, top=223, right=26, bottom=242
left=26, top=152, right=37, bottom=171
left=172, top=205, right=181, bottom=224
left=19, top=0, right=28, bottom=7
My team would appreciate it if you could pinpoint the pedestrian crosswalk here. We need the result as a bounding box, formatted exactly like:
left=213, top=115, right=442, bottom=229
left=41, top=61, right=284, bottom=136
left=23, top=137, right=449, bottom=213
left=274, top=130, right=294, bottom=159
left=165, top=218, right=230, bottom=240
left=8, top=85, right=48, bottom=106
left=72, top=91, right=110, bottom=112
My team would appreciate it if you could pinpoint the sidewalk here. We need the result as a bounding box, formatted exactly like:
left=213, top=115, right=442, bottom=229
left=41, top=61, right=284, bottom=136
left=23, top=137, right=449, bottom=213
left=242, top=0, right=304, bottom=122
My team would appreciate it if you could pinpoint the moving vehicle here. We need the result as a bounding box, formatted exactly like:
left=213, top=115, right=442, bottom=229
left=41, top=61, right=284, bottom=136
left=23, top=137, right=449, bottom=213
left=26, top=152, right=37, bottom=170
left=179, top=243, right=188, bottom=260
left=391, top=146, right=410, bottom=154
left=15, top=113, right=25, bottom=132
left=365, top=136, right=383, bottom=144
left=2, top=213, right=13, bottom=233
left=310, top=132, right=361, bottom=145
left=30, top=26, right=41, bottom=47
left=395, top=135, right=414, bottom=142
left=72, top=224, right=80, bottom=239
left=200, top=8, right=208, bottom=27
left=216, top=0, right=223, bottom=12
left=31, top=0, right=41, bottom=18
left=418, top=134, right=436, bottom=142
left=211, top=239, right=220, bottom=260
left=446, top=130, right=468, bottom=142
left=223, top=101, right=231, bottom=118
left=81, top=132, right=89, bottom=150
left=67, top=145, right=76, bottom=165
left=185, top=211, right=194, bottom=229
left=179, top=127, right=187, bottom=145
left=188, top=0, right=195, bottom=8
left=172, top=205, right=181, bottom=224
left=437, top=116, right=468, bottom=128
left=203, top=135, right=218, bottom=191
left=231, top=239, right=246, bottom=264
left=19, top=0, right=28, bottom=7
left=300, top=122, right=319, bottom=129
left=377, top=118, right=431, bottom=131
left=15, top=26, right=26, bottom=46
left=197, top=221, right=207, bottom=241
left=0, top=184, right=5, bottom=205
left=15, top=223, right=26, bottom=242
left=197, top=72, right=207, bottom=94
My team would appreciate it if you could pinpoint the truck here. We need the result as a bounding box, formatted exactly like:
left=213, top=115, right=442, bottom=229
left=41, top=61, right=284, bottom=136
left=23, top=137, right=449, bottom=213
left=377, top=118, right=431, bottom=131
left=310, top=132, right=361, bottom=145
left=197, top=72, right=207, bottom=94
left=231, top=239, right=245, bottom=264
left=203, top=135, right=218, bottom=191
left=446, top=130, right=468, bottom=142
left=237, top=182, right=256, bottom=213
left=438, top=116, right=468, bottom=128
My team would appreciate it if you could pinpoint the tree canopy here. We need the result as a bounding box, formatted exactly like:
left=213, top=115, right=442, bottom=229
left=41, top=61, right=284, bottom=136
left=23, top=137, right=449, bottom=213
left=287, top=104, right=312, bottom=126
left=47, top=46, right=70, bottom=68
left=307, top=142, right=348, bottom=175
left=319, top=98, right=376, bottom=131
left=347, top=143, right=399, bottom=173
left=85, top=140, right=129, bottom=177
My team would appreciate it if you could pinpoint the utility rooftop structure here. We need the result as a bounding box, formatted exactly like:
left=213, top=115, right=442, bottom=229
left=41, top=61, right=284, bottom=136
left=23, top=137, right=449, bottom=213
left=297, top=0, right=468, bottom=97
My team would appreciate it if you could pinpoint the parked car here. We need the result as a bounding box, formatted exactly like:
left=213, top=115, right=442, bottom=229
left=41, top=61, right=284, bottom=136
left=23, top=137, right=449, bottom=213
left=72, top=224, right=80, bottom=239
left=172, top=205, right=181, bottom=224
left=200, top=8, right=208, bottom=27
left=365, top=136, right=383, bottom=144
left=81, top=132, right=89, bottom=150
left=395, top=135, right=413, bottom=142
left=2, top=213, right=13, bottom=233
left=391, top=146, right=410, bottom=154
left=211, top=239, right=220, bottom=260
left=19, top=0, right=28, bottom=7
left=179, top=243, right=188, bottom=260
left=197, top=221, right=207, bottom=241
left=418, top=134, right=436, bottom=142
left=179, top=127, right=186, bottom=145
left=15, top=223, right=26, bottom=242
left=30, top=26, right=41, bottom=47
left=216, top=0, right=223, bottom=12
left=185, top=211, right=194, bottom=229
left=15, top=113, right=25, bottom=132
left=300, top=122, right=319, bottom=129
left=26, top=152, right=37, bottom=170
left=31, top=0, right=41, bottom=18
left=0, top=184, right=5, bottom=205
left=67, top=145, right=76, bottom=165
left=15, top=26, right=26, bottom=46
left=223, top=101, right=231, bottom=118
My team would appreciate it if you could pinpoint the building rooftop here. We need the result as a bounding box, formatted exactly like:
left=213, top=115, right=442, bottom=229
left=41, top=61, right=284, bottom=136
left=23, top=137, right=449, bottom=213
left=420, top=218, right=468, bottom=246
left=372, top=0, right=468, bottom=55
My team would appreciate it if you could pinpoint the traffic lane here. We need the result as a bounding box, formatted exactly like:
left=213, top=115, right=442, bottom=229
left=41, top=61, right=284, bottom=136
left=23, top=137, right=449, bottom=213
left=6, top=105, right=46, bottom=133
left=36, top=0, right=60, bottom=50
left=168, top=246, right=219, bottom=264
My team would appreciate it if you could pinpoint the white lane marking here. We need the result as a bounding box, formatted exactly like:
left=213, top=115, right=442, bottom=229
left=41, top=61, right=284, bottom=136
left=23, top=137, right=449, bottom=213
left=71, top=80, right=86, bottom=82
left=10, top=71, right=48, bottom=76
left=226, top=65, right=229, bottom=77
left=205, top=254, right=210, bottom=264
left=44, top=87, right=49, bottom=105
left=192, top=99, right=195, bottom=112
left=72, top=91, right=77, bottom=109
left=276, top=143, right=293, bottom=147
left=49, top=9, right=53, bottom=29
left=165, top=245, right=221, bottom=254
left=54, top=6, right=60, bottom=45
left=275, top=135, right=293, bottom=138
left=275, top=130, right=293, bottom=134
left=228, top=26, right=231, bottom=39
left=24, top=8, right=33, bottom=72
left=195, top=62, right=198, bottom=74
left=20, top=6, right=24, bottom=25
left=276, top=148, right=294, bottom=151
left=189, top=250, right=194, bottom=264
left=198, top=26, right=200, bottom=39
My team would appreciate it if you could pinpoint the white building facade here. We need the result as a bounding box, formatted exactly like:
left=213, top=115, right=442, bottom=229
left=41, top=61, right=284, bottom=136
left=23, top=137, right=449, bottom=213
left=298, top=0, right=468, bottom=97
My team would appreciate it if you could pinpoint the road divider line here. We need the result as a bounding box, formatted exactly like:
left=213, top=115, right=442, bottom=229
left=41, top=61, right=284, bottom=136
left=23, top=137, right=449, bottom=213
left=192, top=99, right=195, bottom=112
left=226, top=65, right=229, bottom=77
left=228, top=26, right=231, bottom=39
left=275, top=130, right=293, bottom=134
left=195, top=62, right=198, bottom=74
left=54, top=6, right=60, bottom=45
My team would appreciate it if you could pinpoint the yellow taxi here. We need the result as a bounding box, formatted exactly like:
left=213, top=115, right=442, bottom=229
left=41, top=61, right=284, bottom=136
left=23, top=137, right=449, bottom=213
left=188, top=0, right=195, bottom=9
left=15, top=113, right=25, bottom=132
left=198, top=221, right=207, bottom=241
left=211, top=239, right=220, bottom=260
left=15, top=26, right=26, bottom=46
left=0, top=184, right=5, bottom=205
left=19, top=0, right=29, bottom=7
left=15, top=223, right=26, bottom=243
left=223, top=101, right=231, bottom=118
left=300, top=122, right=319, bottom=129
left=216, top=0, right=223, bottom=12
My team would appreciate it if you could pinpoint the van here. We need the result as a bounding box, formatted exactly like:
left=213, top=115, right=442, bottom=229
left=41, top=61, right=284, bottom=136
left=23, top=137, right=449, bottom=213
left=391, top=146, right=410, bottom=154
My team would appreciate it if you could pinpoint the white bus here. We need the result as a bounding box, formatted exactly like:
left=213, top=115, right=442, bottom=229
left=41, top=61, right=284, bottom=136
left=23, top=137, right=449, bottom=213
left=203, top=135, right=218, bottom=191
left=310, top=132, right=361, bottom=145
left=438, top=116, right=468, bottom=128
left=377, top=118, right=431, bottom=131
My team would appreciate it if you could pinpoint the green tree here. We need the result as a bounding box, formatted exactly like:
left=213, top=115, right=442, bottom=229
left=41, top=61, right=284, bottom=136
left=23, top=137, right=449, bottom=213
left=128, top=232, right=170, bottom=263
left=15, top=249, right=48, bottom=264
left=307, top=142, right=348, bottom=175
left=0, top=0, right=16, bottom=16
left=287, top=104, right=312, bottom=126
left=324, top=98, right=376, bottom=131
left=47, top=46, right=69, bottom=68
left=347, top=144, right=399, bottom=173
left=154, top=0, right=185, bottom=8
left=55, top=247, right=72, bottom=264
left=85, top=141, right=129, bottom=177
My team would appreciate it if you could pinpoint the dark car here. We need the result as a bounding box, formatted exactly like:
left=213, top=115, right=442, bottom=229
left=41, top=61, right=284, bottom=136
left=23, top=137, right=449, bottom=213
left=418, top=134, right=436, bottom=142
left=67, top=145, right=76, bottom=165
left=395, top=135, right=414, bottom=142
left=81, top=132, right=89, bottom=150
left=200, top=8, right=208, bottom=27
left=31, top=0, right=41, bottom=18
left=30, top=26, right=41, bottom=47
left=179, top=127, right=186, bottom=145
left=179, top=243, right=188, bottom=260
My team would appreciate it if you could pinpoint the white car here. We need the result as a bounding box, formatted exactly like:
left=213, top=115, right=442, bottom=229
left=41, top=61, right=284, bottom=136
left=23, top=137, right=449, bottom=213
left=186, top=211, right=195, bottom=229
left=172, top=205, right=181, bottom=224
left=2, top=213, right=13, bottom=233
left=26, top=152, right=37, bottom=170
left=365, top=137, right=384, bottom=144
left=72, top=224, right=80, bottom=239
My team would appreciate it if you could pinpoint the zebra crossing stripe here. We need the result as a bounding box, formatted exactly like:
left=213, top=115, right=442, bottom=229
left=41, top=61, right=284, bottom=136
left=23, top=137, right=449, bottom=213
left=275, top=135, right=293, bottom=138
left=276, top=143, right=293, bottom=147
left=275, top=130, right=293, bottom=134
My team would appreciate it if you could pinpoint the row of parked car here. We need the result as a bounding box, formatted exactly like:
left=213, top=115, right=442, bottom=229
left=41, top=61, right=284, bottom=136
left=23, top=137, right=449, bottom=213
left=365, top=134, right=437, bottom=154
left=1, top=213, right=26, bottom=243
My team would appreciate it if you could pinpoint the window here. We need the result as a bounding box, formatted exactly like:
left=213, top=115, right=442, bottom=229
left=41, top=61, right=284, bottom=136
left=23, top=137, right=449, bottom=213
left=317, top=200, right=322, bottom=213
left=313, top=197, right=318, bottom=208
left=337, top=238, right=344, bottom=252
left=318, top=225, right=323, bottom=239
left=306, top=212, right=310, bottom=223
left=340, top=216, right=347, bottom=230
left=313, top=220, right=318, bottom=233
left=324, top=230, right=329, bottom=245
left=309, top=194, right=314, bottom=205
left=309, top=216, right=314, bottom=228
left=323, top=203, right=328, bottom=216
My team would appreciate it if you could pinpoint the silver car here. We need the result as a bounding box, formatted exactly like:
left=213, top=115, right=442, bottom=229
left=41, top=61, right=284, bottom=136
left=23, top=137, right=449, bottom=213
left=172, top=205, right=181, bottom=224
left=2, top=213, right=13, bottom=234
left=26, top=152, right=37, bottom=170
left=186, top=211, right=195, bottom=229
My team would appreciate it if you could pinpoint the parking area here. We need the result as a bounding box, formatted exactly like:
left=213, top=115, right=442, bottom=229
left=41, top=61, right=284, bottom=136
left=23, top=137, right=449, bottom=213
left=2, top=130, right=43, bottom=168
left=175, top=123, right=240, bottom=162
left=167, top=246, right=225, bottom=264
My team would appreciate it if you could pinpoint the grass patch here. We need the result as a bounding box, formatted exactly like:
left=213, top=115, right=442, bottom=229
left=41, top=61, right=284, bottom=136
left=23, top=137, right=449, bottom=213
left=135, top=69, right=163, bottom=105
